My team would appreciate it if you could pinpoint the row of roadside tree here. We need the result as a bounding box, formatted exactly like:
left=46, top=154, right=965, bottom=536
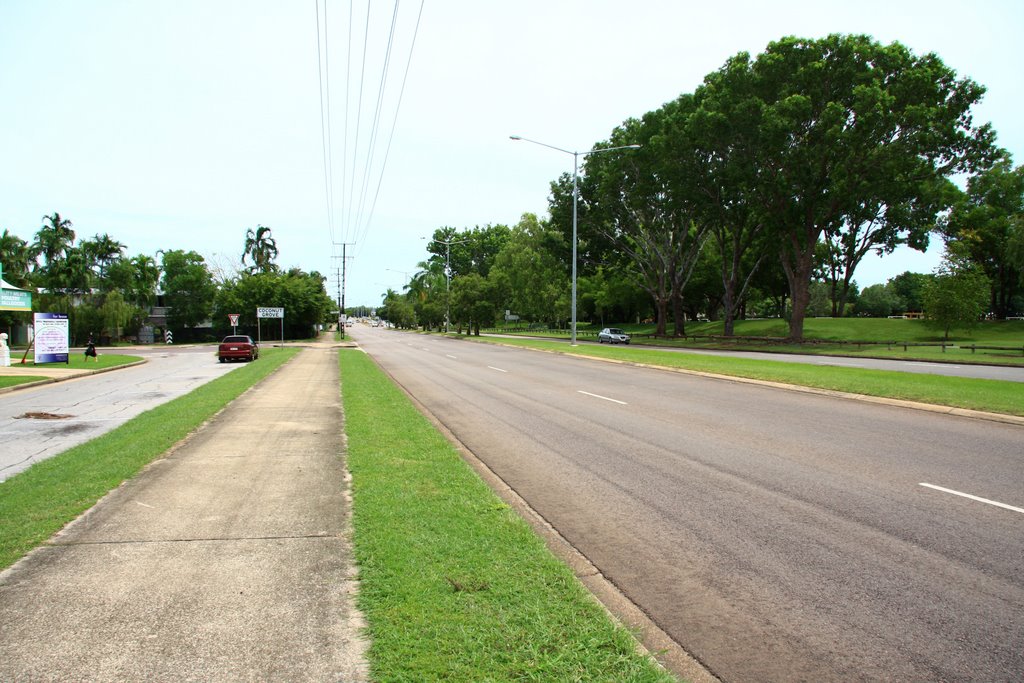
left=0, top=219, right=335, bottom=344
left=381, top=34, right=1022, bottom=340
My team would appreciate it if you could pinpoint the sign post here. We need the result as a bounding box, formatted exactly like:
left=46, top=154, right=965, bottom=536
left=256, top=307, right=284, bottom=346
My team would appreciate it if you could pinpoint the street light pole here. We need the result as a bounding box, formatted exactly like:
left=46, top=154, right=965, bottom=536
left=424, top=236, right=468, bottom=334
left=386, top=269, right=413, bottom=291
left=509, top=135, right=640, bottom=345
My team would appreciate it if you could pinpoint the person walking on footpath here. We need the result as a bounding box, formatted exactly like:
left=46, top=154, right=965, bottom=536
left=84, top=333, right=98, bottom=362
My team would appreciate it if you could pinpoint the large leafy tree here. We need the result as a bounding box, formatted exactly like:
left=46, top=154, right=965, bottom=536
left=703, top=35, right=995, bottom=339
left=688, top=60, right=775, bottom=335
left=820, top=179, right=954, bottom=317
left=585, top=104, right=710, bottom=336
left=489, top=214, right=570, bottom=326
left=923, top=248, right=990, bottom=340
left=938, top=157, right=1024, bottom=317
left=105, top=254, right=160, bottom=308
left=213, top=268, right=334, bottom=339
left=424, top=224, right=512, bottom=280
left=856, top=283, right=900, bottom=318
left=161, top=250, right=216, bottom=330
left=450, top=272, right=498, bottom=335
left=577, top=266, right=651, bottom=327
left=888, top=271, right=933, bottom=314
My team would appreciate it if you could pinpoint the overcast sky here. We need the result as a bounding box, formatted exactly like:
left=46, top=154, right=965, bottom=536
left=2, top=1, right=1021, bottom=308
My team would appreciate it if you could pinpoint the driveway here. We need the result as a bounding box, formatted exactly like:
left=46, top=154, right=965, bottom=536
left=0, top=345, right=240, bottom=481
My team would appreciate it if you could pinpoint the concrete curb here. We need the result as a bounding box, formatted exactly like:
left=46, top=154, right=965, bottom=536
left=0, top=359, right=148, bottom=395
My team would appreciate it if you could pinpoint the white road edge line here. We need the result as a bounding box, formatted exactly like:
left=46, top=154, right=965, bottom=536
left=446, top=354, right=458, bottom=359
left=919, top=483, right=1024, bottom=514
left=578, top=390, right=628, bottom=405
left=487, top=366, right=508, bottom=373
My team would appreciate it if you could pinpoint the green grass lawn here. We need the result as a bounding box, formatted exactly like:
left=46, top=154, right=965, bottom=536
left=468, top=336, right=1024, bottom=417
left=0, top=353, right=143, bottom=389
left=0, top=375, right=47, bottom=389
left=0, top=347, right=299, bottom=570
left=489, top=318, right=1024, bottom=366
left=340, top=348, right=676, bottom=682
left=3, top=352, right=141, bottom=371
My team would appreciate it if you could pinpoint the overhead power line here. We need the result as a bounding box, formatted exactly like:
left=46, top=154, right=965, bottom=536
left=313, top=0, right=425, bottom=268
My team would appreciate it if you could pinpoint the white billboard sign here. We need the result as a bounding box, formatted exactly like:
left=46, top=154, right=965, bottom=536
left=34, top=312, right=70, bottom=364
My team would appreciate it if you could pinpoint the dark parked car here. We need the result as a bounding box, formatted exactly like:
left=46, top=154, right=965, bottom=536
left=218, top=335, right=259, bottom=362
left=597, top=327, right=630, bottom=344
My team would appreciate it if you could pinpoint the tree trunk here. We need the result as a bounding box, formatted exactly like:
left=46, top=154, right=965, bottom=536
left=722, top=285, right=736, bottom=336
left=655, top=298, right=668, bottom=336
left=672, top=293, right=686, bottom=337
left=783, top=250, right=815, bottom=341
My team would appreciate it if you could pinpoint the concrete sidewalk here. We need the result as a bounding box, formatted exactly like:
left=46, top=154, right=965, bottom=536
left=0, top=344, right=369, bottom=680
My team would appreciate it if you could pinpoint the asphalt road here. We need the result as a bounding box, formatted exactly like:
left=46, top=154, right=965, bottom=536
left=353, top=326, right=1024, bottom=682
left=0, top=345, right=239, bottom=482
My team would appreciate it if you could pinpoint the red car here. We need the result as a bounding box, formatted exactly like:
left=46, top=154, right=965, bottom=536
left=218, top=335, right=259, bottom=362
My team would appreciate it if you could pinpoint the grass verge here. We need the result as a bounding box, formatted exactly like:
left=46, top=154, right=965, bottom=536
left=489, top=318, right=1024, bottom=366
left=0, top=354, right=143, bottom=390
left=471, top=337, right=1024, bottom=417
left=0, top=376, right=46, bottom=390
left=0, top=348, right=299, bottom=570
left=5, top=352, right=142, bottom=371
left=340, top=348, right=676, bottom=682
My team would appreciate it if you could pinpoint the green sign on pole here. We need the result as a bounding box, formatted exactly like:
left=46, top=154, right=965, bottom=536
left=0, top=262, right=33, bottom=311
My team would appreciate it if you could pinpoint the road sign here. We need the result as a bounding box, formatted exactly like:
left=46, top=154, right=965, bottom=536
left=256, top=307, right=284, bottom=319
left=228, top=313, right=240, bottom=326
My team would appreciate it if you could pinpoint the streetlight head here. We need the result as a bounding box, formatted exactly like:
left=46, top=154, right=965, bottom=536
left=509, top=135, right=521, bottom=140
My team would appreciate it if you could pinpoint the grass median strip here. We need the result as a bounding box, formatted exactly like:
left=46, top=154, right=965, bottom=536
left=340, top=348, right=676, bottom=682
left=472, top=337, right=1024, bottom=417
left=0, top=347, right=299, bottom=570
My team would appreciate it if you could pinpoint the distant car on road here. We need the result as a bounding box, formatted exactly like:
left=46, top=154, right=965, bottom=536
left=218, top=335, right=259, bottom=362
left=597, top=328, right=630, bottom=344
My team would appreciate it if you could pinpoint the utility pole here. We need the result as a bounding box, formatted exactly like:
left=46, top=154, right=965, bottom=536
left=333, top=242, right=354, bottom=339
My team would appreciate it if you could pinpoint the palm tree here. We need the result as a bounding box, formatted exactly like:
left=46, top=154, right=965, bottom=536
left=407, top=259, right=443, bottom=302
left=242, top=225, right=279, bottom=274
left=81, top=233, right=126, bottom=280
left=33, top=212, right=76, bottom=267
left=0, top=228, right=32, bottom=285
